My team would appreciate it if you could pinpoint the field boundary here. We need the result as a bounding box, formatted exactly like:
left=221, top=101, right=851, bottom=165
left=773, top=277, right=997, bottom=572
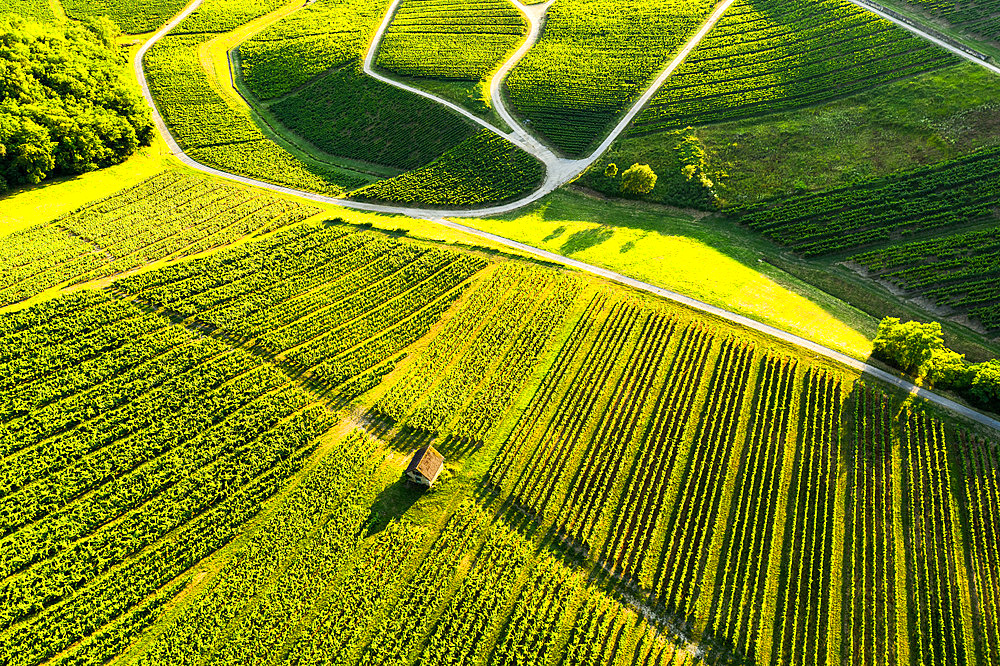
left=131, top=0, right=1000, bottom=434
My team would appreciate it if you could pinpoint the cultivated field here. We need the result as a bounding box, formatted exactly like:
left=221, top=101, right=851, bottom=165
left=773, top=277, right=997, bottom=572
left=5, top=0, right=1000, bottom=664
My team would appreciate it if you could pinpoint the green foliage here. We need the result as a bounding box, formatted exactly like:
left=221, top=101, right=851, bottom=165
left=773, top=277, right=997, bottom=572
left=505, top=0, right=715, bottom=156
left=620, top=163, right=657, bottom=195
left=60, top=0, right=188, bottom=34
left=970, top=360, right=1000, bottom=408
left=629, top=0, right=957, bottom=135
left=871, top=316, right=943, bottom=375
left=144, top=34, right=363, bottom=194
left=238, top=0, right=387, bottom=99
left=269, top=65, right=475, bottom=170
left=604, top=163, right=618, bottom=178
left=376, top=0, right=527, bottom=81
left=351, top=130, right=545, bottom=206
left=737, top=145, right=1000, bottom=256
left=0, top=172, right=318, bottom=307
left=0, top=14, right=153, bottom=191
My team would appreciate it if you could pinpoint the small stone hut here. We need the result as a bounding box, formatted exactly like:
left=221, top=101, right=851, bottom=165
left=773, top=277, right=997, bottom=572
left=405, top=445, right=444, bottom=487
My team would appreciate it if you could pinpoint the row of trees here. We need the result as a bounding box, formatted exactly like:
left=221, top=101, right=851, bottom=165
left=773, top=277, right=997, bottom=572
left=0, top=14, right=153, bottom=191
left=872, top=317, right=1000, bottom=409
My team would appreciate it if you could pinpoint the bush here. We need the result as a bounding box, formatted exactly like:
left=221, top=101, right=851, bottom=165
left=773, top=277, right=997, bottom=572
left=871, top=317, right=943, bottom=376
left=604, top=163, right=618, bottom=178
left=621, top=163, right=657, bottom=194
left=0, top=13, right=153, bottom=191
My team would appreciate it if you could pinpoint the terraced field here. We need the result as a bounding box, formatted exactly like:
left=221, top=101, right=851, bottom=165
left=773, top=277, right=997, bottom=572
left=628, top=0, right=957, bottom=134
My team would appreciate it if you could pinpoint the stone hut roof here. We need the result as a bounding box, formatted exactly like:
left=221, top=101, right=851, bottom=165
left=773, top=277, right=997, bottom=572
left=406, top=445, right=444, bottom=481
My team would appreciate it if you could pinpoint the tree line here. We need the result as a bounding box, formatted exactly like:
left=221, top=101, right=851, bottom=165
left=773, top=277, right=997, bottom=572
left=0, top=13, right=153, bottom=191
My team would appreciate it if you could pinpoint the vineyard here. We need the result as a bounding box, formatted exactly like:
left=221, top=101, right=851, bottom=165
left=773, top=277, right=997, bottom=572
left=237, top=0, right=478, bottom=172
left=483, top=289, right=999, bottom=663
left=142, top=0, right=375, bottom=194
left=628, top=0, right=957, bottom=134
left=4, top=0, right=53, bottom=21
left=137, top=446, right=693, bottom=666
left=350, top=131, right=546, bottom=206
left=238, top=0, right=388, bottom=100
left=734, top=145, right=1000, bottom=256
left=0, top=172, right=318, bottom=307
left=376, top=0, right=527, bottom=81
left=375, top=262, right=582, bottom=446
left=111, top=222, right=488, bottom=397
left=901, top=0, right=1000, bottom=41
left=60, top=0, right=188, bottom=33
left=852, top=225, right=1000, bottom=331
left=505, top=0, right=716, bottom=156
left=0, top=289, right=335, bottom=666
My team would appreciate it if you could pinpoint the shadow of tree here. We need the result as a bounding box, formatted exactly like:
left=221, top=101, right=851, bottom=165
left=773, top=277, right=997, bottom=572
left=560, top=226, right=614, bottom=254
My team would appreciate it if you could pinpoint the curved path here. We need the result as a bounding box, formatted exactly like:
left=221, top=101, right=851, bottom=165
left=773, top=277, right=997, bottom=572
left=134, top=0, right=1000, bottom=433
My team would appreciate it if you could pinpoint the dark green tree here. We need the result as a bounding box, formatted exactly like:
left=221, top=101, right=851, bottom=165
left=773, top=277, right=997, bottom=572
left=871, top=316, right=944, bottom=376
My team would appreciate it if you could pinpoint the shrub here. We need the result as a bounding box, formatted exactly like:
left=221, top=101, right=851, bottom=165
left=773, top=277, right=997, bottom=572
left=604, top=163, right=618, bottom=178
left=621, top=163, right=657, bottom=195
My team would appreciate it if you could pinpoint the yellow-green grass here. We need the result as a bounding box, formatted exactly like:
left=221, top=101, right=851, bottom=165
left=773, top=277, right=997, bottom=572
left=464, top=189, right=876, bottom=359
left=0, top=140, right=173, bottom=238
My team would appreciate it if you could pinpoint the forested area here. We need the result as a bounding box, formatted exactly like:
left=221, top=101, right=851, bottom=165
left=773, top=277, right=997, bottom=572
left=0, top=14, right=153, bottom=191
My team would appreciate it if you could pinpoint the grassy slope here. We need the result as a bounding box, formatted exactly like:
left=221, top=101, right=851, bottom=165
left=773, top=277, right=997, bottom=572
left=605, top=61, right=1000, bottom=207
left=464, top=189, right=875, bottom=359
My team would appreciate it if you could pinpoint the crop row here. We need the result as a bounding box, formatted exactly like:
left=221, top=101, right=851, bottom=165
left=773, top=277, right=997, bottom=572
left=401, top=264, right=575, bottom=438
left=377, top=0, right=527, bottom=81
left=906, top=0, right=1000, bottom=41
left=239, top=0, right=386, bottom=99
left=851, top=225, right=1000, bottom=332
left=0, top=172, right=319, bottom=307
left=60, top=0, right=187, bottom=34
left=144, top=31, right=365, bottom=194
left=629, top=0, right=956, bottom=134
left=842, top=383, right=897, bottom=665
left=134, top=429, right=388, bottom=666
left=350, top=130, right=545, bottom=206
left=505, top=0, right=716, bottom=156
left=735, top=145, right=1000, bottom=256
left=0, top=292, right=334, bottom=665
left=115, top=223, right=487, bottom=397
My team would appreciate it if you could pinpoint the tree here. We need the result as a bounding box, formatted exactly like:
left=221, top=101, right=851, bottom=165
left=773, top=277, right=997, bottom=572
left=621, top=163, right=657, bottom=195
left=871, top=316, right=944, bottom=376
left=604, top=163, right=618, bottom=178
left=925, top=347, right=973, bottom=389
left=970, top=360, right=1000, bottom=408
left=0, top=14, right=153, bottom=191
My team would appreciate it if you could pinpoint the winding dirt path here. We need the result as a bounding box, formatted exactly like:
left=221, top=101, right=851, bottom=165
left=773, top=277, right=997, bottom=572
left=132, top=0, right=1000, bottom=433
